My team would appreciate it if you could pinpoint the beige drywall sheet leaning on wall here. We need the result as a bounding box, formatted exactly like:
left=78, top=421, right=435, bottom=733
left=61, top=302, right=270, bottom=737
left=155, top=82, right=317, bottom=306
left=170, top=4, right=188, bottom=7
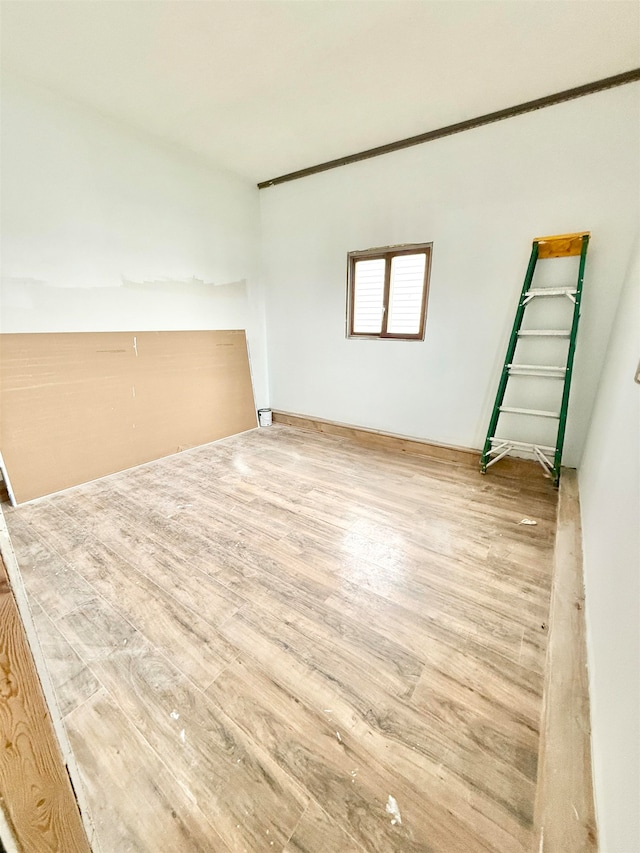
left=0, top=330, right=257, bottom=504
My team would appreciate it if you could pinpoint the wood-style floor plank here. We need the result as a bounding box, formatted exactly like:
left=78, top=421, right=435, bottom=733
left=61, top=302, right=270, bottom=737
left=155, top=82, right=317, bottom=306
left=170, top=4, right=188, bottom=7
left=4, top=513, right=96, bottom=621
left=207, top=654, right=499, bottom=853
left=14, top=506, right=240, bottom=689
left=323, top=584, right=544, bottom=726
left=2, top=424, right=557, bottom=852
left=28, top=599, right=100, bottom=718
left=66, top=688, right=232, bottom=853
left=284, top=800, right=366, bottom=853
left=218, top=604, right=533, bottom=852
left=55, top=595, right=309, bottom=852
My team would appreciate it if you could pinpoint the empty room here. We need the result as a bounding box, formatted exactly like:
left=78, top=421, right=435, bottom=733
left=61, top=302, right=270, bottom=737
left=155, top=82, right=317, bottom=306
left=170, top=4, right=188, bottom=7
left=0, top=2, right=638, bottom=852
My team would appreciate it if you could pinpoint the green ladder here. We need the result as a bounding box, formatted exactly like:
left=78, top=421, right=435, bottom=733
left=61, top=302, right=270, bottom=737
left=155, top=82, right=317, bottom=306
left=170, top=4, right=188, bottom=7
left=480, top=231, right=590, bottom=487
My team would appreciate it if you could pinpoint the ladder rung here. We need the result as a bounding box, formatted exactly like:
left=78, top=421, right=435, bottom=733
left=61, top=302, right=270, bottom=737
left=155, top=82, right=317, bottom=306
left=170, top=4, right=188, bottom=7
left=518, top=330, right=571, bottom=337
left=489, top=438, right=556, bottom=454
left=499, top=406, right=559, bottom=418
left=525, top=287, right=577, bottom=297
left=508, top=364, right=566, bottom=377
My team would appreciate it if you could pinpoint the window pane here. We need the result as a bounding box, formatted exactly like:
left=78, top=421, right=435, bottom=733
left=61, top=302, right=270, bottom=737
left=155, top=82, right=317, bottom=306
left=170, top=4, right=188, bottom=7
left=387, top=253, right=426, bottom=335
left=353, top=258, right=385, bottom=334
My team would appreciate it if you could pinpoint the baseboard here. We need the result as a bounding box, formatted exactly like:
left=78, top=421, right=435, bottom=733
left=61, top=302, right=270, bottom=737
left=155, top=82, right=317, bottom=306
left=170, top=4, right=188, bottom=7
left=533, top=469, right=597, bottom=852
left=272, top=410, right=542, bottom=479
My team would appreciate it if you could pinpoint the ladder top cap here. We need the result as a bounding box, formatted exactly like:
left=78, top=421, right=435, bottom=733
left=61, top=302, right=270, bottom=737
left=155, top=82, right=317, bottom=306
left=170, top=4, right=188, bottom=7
left=534, top=232, right=591, bottom=258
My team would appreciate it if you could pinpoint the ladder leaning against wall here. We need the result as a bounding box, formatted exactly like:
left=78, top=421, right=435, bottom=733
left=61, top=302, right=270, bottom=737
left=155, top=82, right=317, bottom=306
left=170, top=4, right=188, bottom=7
left=480, top=231, right=590, bottom=487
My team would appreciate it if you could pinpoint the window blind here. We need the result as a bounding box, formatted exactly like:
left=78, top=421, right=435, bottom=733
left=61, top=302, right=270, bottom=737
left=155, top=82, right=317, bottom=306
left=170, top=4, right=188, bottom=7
left=352, top=258, right=385, bottom=334
left=387, top=253, right=426, bottom=335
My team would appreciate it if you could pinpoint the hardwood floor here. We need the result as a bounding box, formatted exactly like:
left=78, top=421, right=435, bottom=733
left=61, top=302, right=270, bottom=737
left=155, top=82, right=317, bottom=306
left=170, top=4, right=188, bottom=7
left=2, top=425, right=557, bottom=852
left=0, top=554, right=90, bottom=852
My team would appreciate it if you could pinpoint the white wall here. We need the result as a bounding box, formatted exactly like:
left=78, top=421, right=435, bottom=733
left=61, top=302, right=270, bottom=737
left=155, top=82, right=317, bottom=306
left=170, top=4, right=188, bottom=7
left=579, top=239, right=639, bottom=853
left=0, top=76, right=269, bottom=406
left=260, top=85, right=639, bottom=465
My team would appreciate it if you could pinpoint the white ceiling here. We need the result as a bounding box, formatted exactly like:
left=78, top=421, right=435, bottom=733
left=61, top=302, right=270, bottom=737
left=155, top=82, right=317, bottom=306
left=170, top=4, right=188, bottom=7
left=1, top=1, right=638, bottom=183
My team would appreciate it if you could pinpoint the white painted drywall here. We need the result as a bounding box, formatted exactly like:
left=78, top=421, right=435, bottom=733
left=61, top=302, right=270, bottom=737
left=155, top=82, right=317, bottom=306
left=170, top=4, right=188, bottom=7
left=0, top=75, right=269, bottom=407
left=260, top=84, right=639, bottom=465
left=579, top=239, right=640, bottom=853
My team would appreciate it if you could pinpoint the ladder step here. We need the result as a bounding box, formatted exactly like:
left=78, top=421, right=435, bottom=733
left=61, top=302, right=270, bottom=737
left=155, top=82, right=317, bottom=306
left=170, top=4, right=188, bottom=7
left=499, top=406, right=560, bottom=418
left=535, top=232, right=589, bottom=259
left=518, top=329, right=571, bottom=337
left=525, top=287, right=577, bottom=297
left=508, top=364, right=566, bottom=377
left=489, top=438, right=556, bottom=454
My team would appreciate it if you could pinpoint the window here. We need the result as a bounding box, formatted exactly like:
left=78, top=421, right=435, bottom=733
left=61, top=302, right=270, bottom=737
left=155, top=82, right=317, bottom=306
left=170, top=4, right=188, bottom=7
left=347, top=244, right=432, bottom=340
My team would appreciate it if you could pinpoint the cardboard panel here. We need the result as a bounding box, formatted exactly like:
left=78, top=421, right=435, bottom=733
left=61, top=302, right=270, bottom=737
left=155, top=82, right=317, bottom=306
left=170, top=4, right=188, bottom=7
left=0, top=331, right=257, bottom=503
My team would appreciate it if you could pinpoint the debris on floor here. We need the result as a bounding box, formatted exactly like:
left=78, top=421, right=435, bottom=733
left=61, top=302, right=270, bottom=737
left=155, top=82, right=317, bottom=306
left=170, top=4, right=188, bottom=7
left=386, top=795, right=402, bottom=825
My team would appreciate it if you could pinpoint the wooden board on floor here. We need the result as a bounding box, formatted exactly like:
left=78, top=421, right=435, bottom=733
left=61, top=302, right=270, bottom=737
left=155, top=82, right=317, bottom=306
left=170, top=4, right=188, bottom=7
left=0, top=555, right=90, bottom=852
left=533, top=469, right=598, bottom=852
left=0, top=330, right=257, bottom=503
